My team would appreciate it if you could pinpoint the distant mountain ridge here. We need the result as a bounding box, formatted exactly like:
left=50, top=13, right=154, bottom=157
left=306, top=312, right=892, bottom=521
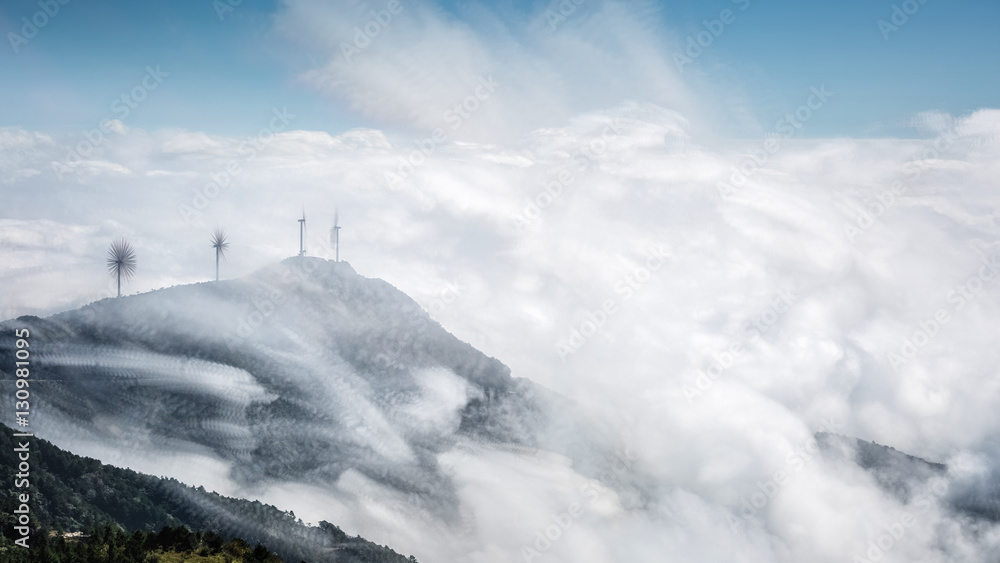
left=816, top=432, right=947, bottom=502
left=816, top=432, right=1000, bottom=522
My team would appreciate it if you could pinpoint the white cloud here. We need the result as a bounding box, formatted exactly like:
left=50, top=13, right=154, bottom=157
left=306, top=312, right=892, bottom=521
left=2, top=106, right=1000, bottom=561
left=4, top=1, right=1000, bottom=554
left=277, top=0, right=698, bottom=142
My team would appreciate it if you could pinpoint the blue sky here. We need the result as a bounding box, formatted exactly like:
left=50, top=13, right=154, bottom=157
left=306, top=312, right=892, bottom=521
left=1, top=0, right=997, bottom=139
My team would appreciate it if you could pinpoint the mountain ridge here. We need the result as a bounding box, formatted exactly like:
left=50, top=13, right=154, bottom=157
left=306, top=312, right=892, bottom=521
left=0, top=257, right=597, bottom=524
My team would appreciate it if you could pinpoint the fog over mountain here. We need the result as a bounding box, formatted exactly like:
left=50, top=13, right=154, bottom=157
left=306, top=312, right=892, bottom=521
left=3, top=104, right=1000, bottom=561
left=4, top=251, right=1000, bottom=562
left=1, top=257, right=632, bottom=560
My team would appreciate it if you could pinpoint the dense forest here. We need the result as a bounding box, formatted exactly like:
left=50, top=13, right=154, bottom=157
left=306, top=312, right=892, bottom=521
left=0, top=524, right=286, bottom=562
left=1, top=425, right=417, bottom=562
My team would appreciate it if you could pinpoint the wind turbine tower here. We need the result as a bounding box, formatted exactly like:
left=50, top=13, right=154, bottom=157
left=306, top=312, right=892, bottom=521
left=298, top=210, right=307, bottom=256
left=331, top=208, right=341, bottom=262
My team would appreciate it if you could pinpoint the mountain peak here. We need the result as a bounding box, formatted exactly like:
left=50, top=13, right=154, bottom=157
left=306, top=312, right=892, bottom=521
left=2, top=258, right=529, bottom=513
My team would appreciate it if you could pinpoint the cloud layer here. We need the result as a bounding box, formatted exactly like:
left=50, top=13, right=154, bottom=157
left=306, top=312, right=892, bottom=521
left=2, top=1, right=1000, bottom=561
left=3, top=102, right=1000, bottom=560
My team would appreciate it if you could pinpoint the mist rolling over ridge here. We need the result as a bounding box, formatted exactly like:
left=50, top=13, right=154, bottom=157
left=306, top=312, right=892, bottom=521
left=4, top=253, right=1000, bottom=561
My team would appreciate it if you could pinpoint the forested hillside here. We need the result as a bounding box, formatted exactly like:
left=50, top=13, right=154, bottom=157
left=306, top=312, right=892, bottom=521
left=0, top=524, right=286, bottom=562
left=0, top=425, right=416, bottom=563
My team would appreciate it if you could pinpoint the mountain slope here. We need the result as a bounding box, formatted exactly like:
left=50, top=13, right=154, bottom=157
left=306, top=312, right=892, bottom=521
left=815, top=432, right=1000, bottom=523
left=816, top=432, right=947, bottom=503
left=0, top=424, right=414, bottom=562
left=0, top=257, right=616, bottom=529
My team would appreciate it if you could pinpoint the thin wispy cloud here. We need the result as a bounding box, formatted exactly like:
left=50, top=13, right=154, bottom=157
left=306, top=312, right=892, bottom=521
left=278, top=0, right=698, bottom=141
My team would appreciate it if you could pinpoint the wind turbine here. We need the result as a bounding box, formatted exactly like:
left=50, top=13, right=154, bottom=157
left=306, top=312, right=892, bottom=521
left=330, top=208, right=341, bottom=262
left=106, top=238, right=137, bottom=298
left=298, top=209, right=307, bottom=256
left=211, top=228, right=230, bottom=281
